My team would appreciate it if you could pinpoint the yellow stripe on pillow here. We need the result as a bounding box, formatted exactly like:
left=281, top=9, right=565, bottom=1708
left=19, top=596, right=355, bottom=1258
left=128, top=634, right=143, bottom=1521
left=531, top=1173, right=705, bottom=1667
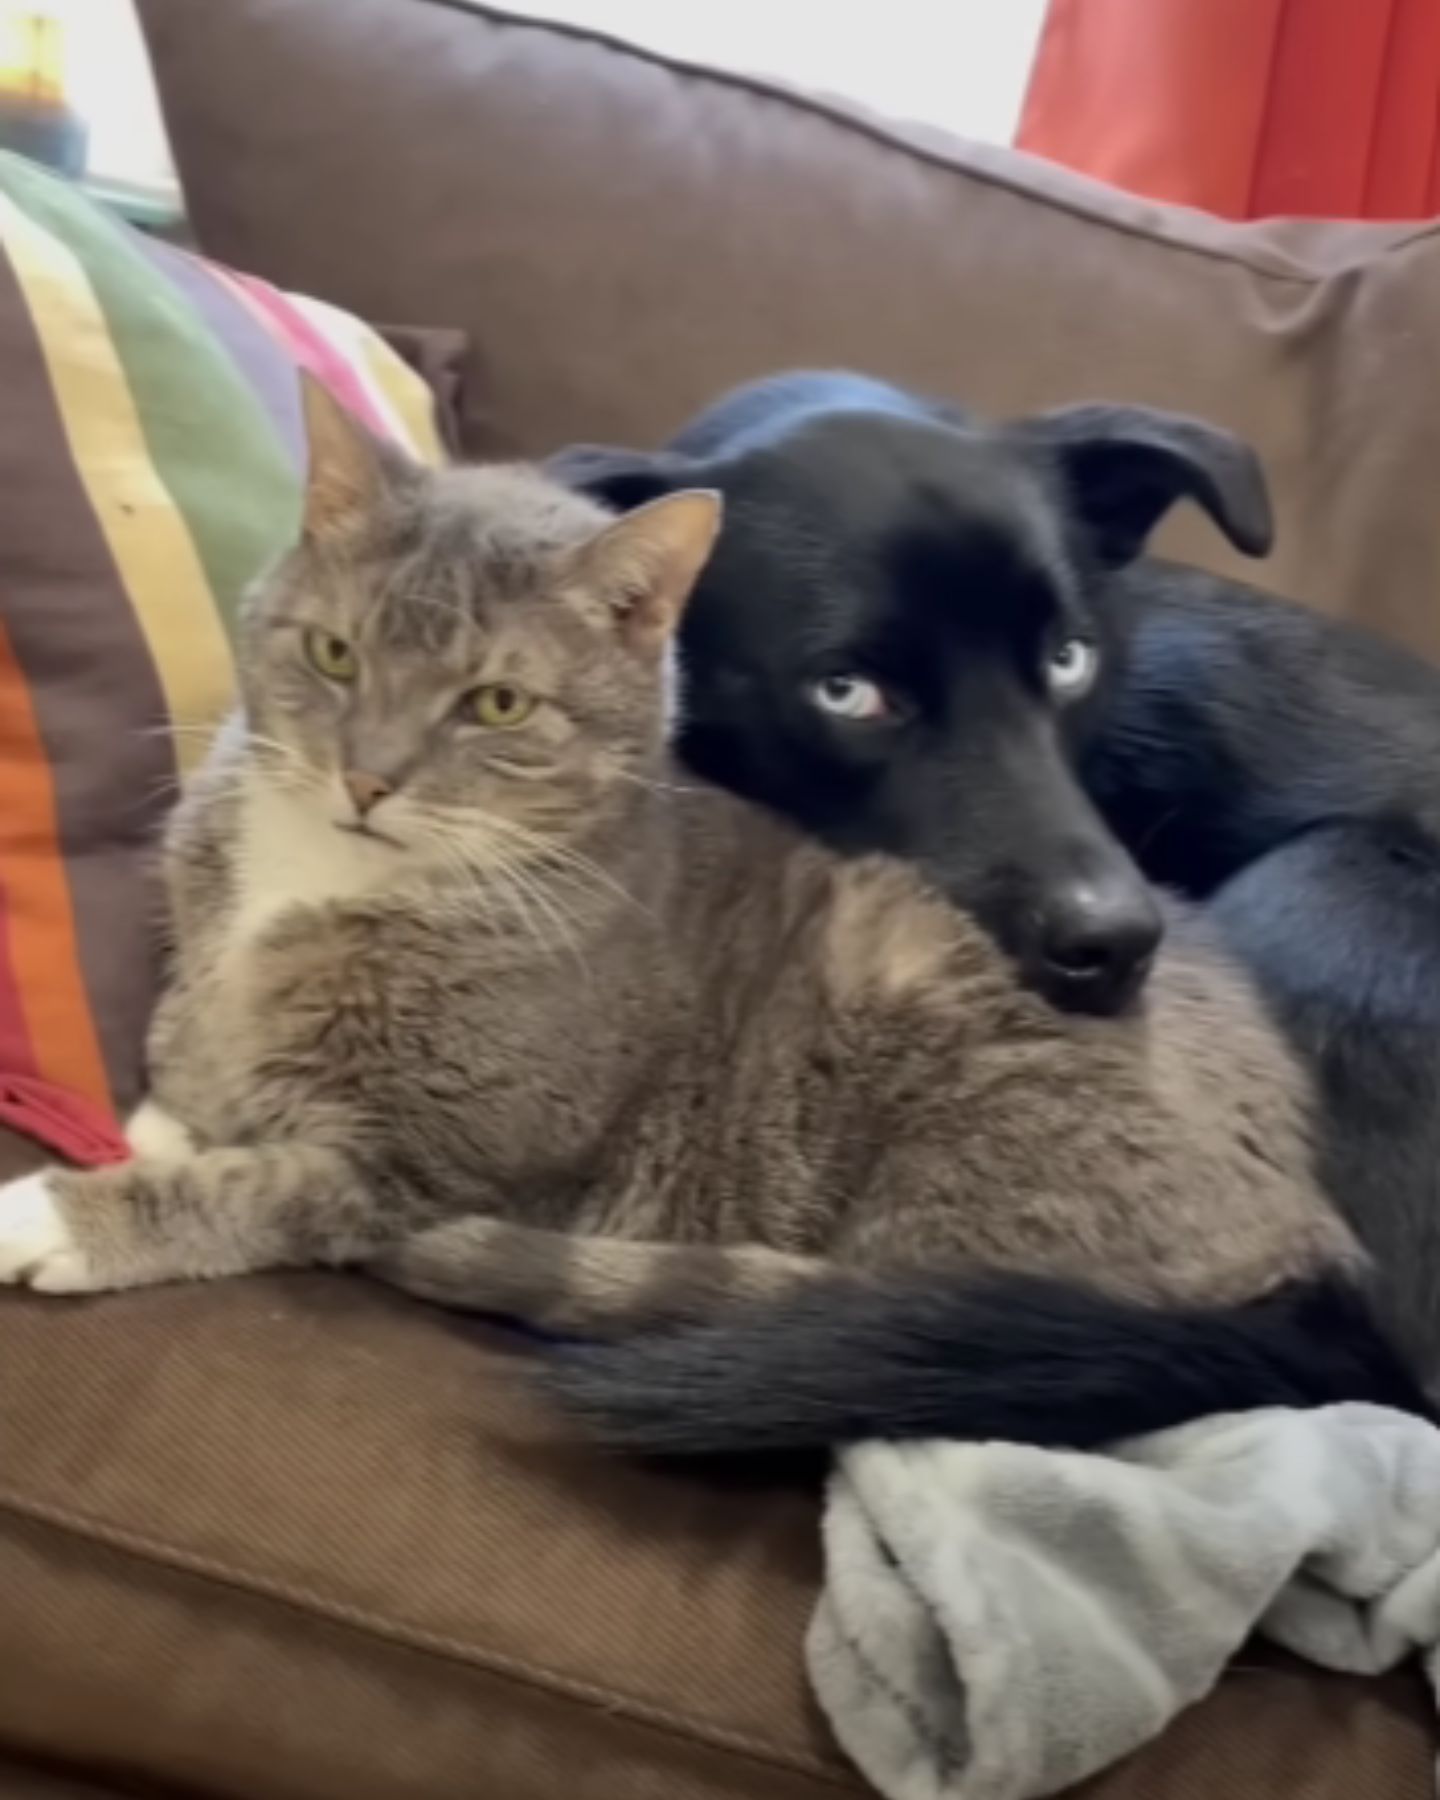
left=0, top=191, right=232, bottom=768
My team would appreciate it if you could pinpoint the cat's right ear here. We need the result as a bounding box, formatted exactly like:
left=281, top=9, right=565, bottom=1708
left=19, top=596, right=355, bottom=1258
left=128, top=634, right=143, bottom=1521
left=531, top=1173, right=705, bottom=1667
left=299, top=371, right=401, bottom=543
left=545, top=443, right=695, bottom=512
left=571, top=490, right=723, bottom=655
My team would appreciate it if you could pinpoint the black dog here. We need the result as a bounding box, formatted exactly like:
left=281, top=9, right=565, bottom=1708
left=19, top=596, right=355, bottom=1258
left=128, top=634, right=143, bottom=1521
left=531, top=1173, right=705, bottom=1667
left=554, top=373, right=1283, bottom=1013
left=538, top=371, right=1440, bottom=1446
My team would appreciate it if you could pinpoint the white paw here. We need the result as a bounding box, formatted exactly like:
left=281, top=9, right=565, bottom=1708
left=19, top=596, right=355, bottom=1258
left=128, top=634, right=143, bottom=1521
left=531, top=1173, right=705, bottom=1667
left=0, top=1173, right=96, bottom=1292
left=124, top=1100, right=196, bottom=1164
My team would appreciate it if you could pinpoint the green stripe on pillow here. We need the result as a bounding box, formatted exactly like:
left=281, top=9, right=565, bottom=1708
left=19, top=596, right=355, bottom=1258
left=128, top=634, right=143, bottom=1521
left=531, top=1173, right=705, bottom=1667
left=0, top=153, right=298, bottom=631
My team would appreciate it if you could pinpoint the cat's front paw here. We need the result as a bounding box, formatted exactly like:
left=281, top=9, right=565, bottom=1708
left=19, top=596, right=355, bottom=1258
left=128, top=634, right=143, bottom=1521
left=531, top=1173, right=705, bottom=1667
left=0, top=1172, right=97, bottom=1293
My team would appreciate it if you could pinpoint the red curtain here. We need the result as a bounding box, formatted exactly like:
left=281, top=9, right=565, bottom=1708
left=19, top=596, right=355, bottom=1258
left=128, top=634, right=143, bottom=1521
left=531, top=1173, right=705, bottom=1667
left=1017, top=0, right=1440, bottom=220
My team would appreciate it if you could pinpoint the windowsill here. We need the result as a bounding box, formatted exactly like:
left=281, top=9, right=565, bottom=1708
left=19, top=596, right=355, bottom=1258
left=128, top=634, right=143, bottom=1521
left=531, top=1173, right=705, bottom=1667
left=81, top=171, right=184, bottom=234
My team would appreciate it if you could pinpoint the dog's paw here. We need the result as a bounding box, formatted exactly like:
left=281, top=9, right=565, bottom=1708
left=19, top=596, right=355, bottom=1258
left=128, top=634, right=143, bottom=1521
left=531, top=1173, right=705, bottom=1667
left=0, top=1172, right=96, bottom=1293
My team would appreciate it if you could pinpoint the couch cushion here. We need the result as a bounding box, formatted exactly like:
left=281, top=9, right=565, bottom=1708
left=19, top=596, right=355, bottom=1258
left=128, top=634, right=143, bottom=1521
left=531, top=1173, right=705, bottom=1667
left=0, top=1266, right=1434, bottom=1800
left=0, top=1271, right=853, bottom=1800
left=140, top=0, right=1440, bottom=660
left=0, top=152, right=442, bottom=1146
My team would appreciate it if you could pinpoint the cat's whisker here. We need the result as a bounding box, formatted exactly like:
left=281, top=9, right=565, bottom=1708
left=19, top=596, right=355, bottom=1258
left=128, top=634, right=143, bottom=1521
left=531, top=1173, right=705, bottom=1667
left=250, top=769, right=325, bottom=806
left=143, top=760, right=256, bottom=811
left=432, top=816, right=598, bottom=972
left=541, top=848, right=654, bottom=921
left=242, top=745, right=330, bottom=798
left=137, top=723, right=318, bottom=788
left=460, top=835, right=630, bottom=936
left=611, top=768, right=703, bottom=799
left=116, top=780, right=184, bottom=824
left=433, top=836, right=525, bottom=935
left=424, top=805, right=651, bottom=920
left=431, top=831, right=591, bottom=977
left=504, top=872, right=585, bottom=972
left=455, top=836, right=592, bottom=974
left=425, top=827, right=536, bottom=928
left=138, top=724, right=303, bottom=791
left=245, top=736, right=318, bottom=775
left=136, top=721, right=222, bottom=743
left=502, top=859, right=591, bottom=975
left=481, top=759, right=559, bottom=783
left=481, top=861, right=543, bottom=949
left=543, top=858, right=654, bottom=924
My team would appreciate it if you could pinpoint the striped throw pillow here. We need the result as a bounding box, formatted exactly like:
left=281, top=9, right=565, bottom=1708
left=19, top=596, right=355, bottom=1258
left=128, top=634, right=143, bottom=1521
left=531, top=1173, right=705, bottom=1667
left=0, top=151, right=445, bottom=1159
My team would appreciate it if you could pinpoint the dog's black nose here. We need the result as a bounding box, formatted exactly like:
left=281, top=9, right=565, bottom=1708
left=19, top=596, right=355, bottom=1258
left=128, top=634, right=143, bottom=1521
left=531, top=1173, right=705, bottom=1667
left=1034, top=875, right=1164, bottom=1014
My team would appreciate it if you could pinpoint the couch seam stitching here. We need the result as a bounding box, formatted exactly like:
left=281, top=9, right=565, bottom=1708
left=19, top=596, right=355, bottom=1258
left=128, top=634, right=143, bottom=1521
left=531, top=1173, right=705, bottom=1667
left=0, top=1484, right=854, bottom=1791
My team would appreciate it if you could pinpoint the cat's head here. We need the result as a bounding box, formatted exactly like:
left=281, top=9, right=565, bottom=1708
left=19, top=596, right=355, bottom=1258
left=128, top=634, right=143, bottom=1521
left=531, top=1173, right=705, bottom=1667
left=239, top=378, right=720, bottom=872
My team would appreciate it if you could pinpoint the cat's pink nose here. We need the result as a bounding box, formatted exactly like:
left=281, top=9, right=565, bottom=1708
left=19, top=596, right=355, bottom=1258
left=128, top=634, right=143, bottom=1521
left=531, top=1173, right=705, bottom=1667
left=344, top=770, right=392, bottom=817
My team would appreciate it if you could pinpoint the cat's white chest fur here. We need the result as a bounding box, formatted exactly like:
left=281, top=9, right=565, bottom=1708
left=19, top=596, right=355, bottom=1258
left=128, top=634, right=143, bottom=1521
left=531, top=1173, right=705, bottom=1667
left=228, top=783, right=398, bottom=951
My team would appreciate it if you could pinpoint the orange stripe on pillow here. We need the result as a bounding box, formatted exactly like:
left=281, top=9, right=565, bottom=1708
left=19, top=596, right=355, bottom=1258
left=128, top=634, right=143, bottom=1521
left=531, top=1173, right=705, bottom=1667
left=0, top=886, right=37, bottom=1079
left=0, top=622, right=111, bottom=1110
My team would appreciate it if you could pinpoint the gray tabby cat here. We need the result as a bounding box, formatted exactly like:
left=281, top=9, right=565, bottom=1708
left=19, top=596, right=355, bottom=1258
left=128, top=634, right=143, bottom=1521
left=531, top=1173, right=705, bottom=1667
left=0, top=380, right=1417, bottom=1454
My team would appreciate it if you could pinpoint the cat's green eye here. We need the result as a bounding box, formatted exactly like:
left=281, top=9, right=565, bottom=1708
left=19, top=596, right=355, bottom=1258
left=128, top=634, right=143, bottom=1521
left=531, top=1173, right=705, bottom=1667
left=467, top=683, right=536, bottom=729
left=304, top=628, right=358, bottom=683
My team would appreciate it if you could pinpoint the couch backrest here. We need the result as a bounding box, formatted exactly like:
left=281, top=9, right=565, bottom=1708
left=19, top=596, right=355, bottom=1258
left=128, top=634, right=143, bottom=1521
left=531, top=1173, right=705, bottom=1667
left=139, top=0, right=1440, bottom=659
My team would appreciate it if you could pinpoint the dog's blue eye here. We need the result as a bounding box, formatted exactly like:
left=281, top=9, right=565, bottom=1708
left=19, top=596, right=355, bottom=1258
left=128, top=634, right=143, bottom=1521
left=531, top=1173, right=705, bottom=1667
left=1045, top=638, right=1098, bottom=700
left=809, top=675, right=889, bottom=722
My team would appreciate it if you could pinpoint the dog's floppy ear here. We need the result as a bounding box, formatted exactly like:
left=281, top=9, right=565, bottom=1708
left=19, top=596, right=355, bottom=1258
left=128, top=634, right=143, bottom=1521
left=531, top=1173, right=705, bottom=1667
left=1014, top=403, right=1273, bottom=567
left=545, top=443, right=697, bottom=512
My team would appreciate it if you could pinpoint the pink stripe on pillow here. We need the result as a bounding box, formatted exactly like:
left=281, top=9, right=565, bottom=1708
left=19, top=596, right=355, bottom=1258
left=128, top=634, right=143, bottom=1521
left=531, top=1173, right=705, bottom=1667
left=283, top=290, right=410, bottom=448
left=208, top=265, right=393, bottom=440
left=0, top=1074, right=131, bottom=1167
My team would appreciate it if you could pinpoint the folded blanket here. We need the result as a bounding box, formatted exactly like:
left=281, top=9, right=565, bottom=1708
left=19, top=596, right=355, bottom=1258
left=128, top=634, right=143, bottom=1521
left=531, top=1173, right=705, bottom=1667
left=808, top=1404, right=1440, bottom=1800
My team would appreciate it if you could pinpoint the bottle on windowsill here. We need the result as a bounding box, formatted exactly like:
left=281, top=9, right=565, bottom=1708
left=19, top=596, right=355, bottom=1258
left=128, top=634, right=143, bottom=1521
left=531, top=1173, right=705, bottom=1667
left=0, top=6, right=86, bottom=179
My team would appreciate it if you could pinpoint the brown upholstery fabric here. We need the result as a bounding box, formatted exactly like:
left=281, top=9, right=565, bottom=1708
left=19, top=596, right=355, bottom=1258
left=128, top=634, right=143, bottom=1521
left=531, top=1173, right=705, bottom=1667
left=0, top=1263, right=850, bottom=1800
left=0, top=1246, right=1434, bottom=1800
left=0, top=1766, right=149, bottom=1799
left=140, top=0, right=1440, bottom=660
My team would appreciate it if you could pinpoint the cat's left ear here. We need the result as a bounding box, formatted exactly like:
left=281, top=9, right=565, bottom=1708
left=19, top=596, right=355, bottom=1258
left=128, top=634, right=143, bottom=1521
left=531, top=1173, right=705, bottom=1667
left=299, top=371, right=414, bottom=544
left=572, top=490, right=723, bottom=654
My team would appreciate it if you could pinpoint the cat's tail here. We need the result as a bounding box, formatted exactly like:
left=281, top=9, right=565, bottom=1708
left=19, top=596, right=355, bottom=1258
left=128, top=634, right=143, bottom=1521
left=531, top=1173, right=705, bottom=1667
left=370, top=1215, right=815, bottom=1334
left=537, top=1266, right=1431, bottom=1454
left=372, top=1218, right=1430, bottom=1453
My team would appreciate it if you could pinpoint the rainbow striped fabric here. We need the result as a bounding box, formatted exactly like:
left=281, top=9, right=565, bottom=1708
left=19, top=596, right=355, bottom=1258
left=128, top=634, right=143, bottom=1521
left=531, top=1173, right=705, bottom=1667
left=0, top=152, right=444, bottom=1155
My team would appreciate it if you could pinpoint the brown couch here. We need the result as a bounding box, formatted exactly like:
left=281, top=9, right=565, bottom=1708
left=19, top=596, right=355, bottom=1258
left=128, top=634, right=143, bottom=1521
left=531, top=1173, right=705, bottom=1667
left=1, top=2, right=1438, bottom=1793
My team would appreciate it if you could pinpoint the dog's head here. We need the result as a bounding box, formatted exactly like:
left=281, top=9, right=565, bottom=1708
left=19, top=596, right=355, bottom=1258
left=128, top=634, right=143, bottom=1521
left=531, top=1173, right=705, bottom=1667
left=550, top=400, right=1271, bottom=1014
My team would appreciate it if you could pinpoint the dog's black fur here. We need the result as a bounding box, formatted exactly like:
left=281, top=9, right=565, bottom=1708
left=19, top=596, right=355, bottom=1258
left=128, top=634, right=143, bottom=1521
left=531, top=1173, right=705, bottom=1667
left=539, top=371, right=1440, bottom=1454
left=540, top=1271, right=1428, bottom=1457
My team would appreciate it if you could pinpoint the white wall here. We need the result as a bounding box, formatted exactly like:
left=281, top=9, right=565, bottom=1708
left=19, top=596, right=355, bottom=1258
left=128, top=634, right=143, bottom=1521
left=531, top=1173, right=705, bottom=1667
left=51, top=0, right=176, bottom=192
left=497, top=1, right=1048, bottom=144
left=56, top=0, right=1047, bottom=197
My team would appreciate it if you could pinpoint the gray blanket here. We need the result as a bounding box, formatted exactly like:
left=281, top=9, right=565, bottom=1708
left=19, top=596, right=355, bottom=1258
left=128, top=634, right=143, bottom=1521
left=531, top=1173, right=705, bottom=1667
left=808, top=1404, right=1440, bottom=1800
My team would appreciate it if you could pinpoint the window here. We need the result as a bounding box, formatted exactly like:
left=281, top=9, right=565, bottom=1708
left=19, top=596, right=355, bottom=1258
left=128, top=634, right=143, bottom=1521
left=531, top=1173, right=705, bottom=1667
left=42, top=0, right=176, bottom=199
left=498, top=2, right=1047, bottom=145
left=43, top=0, right=1046, bottom=208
